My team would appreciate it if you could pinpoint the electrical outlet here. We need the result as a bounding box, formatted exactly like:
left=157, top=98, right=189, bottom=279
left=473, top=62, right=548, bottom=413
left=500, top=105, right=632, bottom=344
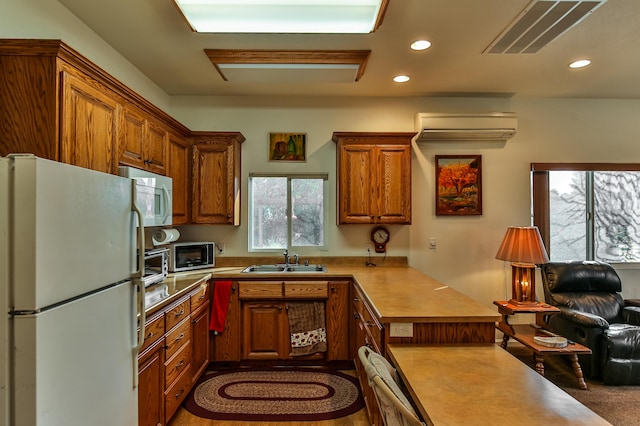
left=390, top=322, right=414, bottom=337
left=217, top=243, right=225, bottom=254
left=429, top=237, right=437, bottom=249
left=365, top=243, right=372, bottom=254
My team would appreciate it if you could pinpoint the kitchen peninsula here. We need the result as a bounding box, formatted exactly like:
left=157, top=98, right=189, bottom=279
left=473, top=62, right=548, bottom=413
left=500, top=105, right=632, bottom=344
left=145, top=259, right=500, bottom=426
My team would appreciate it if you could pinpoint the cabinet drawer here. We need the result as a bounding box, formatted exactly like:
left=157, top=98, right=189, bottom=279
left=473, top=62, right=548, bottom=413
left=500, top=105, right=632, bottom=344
left=165, top=342, right=191, bottom=387
left=239, top=282, right=283, bottom=299
left=165, top=364, right=192, bottom=421
left=353, top=288, right=365, bottom=317
left=140, top=312, right=165, bottom=353
left=190, top=283, right=209, bottom=311
left=165, top=297, right=190, bottom=331
left=284, top=281, right=328, bottom=298
left=165, top=317, right=191, bottom=360
left=361, top=304, right=382, bottom=350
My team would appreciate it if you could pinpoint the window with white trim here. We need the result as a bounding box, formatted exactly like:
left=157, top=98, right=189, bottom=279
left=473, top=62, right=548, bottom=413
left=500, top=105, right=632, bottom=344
left=249, top=173, right=328, bottom=251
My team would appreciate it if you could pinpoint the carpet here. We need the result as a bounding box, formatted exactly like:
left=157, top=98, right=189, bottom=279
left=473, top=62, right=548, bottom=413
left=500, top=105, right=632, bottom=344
left=508, top=344, right=640, bottom=426
left=184, top=367, right=365, bottom=421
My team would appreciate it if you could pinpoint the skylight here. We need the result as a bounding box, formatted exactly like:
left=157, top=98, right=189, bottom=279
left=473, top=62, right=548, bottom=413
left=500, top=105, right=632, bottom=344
left=172, top=0, right=387, bottom=33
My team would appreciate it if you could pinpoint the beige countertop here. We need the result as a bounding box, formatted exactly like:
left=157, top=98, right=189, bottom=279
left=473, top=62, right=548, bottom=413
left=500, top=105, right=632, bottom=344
left=387, top=344, right=611, bottom=426
left=153, top=262, right=499, bottom=324
left=144, top=272, right=211, bottom=315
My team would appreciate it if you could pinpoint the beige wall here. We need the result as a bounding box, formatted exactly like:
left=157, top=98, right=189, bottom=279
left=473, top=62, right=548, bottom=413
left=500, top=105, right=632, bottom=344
left=4, top=0, right=640, bottom=311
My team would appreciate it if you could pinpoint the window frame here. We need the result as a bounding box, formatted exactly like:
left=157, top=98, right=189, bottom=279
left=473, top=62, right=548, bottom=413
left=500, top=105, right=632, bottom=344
left=531, top=163, right=640, bottom=262
left=248, top=172, right=329, bottom=253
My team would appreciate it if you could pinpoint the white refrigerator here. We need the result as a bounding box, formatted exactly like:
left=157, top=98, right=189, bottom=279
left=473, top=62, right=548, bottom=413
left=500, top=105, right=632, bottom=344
left=0, top=155, right=143, bottom=426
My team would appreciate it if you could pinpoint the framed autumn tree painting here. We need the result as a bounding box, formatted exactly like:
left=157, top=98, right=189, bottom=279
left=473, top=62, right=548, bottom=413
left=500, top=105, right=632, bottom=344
left=435, top=155, right=482, bottom=216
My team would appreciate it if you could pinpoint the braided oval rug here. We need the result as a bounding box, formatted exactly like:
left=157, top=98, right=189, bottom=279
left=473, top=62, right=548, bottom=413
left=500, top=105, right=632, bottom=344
left=184, top=367, right=365, bottom=421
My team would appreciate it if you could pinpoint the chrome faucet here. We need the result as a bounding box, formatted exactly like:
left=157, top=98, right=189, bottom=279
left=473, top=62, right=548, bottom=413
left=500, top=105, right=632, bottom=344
left=282, top=249, right=298, bottom=265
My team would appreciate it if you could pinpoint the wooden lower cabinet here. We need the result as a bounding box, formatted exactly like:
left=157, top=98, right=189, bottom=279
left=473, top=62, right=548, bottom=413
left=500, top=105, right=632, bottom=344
left=212, top=280, right=350, bottom=363
left=138, top=281, right=210, bottom=426
left=138, top=338, right=165, bottom=426
left=191, top=301, right=211, bottom=382
left=242, top=301, right=290, bottom=360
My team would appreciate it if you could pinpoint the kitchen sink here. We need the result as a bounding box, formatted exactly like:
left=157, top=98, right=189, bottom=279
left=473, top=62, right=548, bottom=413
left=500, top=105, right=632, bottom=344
left=241, top=264, right=327, bottom=273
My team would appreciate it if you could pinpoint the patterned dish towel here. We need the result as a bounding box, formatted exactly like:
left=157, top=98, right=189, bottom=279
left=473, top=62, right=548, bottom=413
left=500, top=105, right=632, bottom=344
left=287, top=302, right=327, bottom=356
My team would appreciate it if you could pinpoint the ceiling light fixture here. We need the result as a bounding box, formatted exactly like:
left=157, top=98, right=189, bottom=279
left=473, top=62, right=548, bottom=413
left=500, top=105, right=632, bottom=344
left=569, top=59, right=591, bottom=69
left=172, top=0, right=389, bottom=33
left=205, top=49, right=371, bottom=82
left=411, top=40, right=431, bottom=51
left=393, top=75, right=410, bottom=83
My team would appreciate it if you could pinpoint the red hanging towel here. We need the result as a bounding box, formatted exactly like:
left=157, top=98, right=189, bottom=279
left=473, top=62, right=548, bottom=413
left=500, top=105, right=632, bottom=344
left=209, top=280, right=233, bottom=332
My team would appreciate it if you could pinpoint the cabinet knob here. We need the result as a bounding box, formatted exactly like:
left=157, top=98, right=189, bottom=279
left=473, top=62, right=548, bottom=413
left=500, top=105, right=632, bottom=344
left=226, top=214, right=231, bottom=219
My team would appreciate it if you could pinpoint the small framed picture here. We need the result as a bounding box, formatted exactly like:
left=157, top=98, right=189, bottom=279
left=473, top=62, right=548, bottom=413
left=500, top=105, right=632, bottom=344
left=269, top=133, right=306, bottom=162
left=435, top=155, right=482, bottom=216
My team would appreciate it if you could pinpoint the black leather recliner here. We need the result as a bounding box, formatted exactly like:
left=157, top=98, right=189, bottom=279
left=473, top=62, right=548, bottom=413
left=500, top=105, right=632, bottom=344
left=540, top=261, right=640, bottom=385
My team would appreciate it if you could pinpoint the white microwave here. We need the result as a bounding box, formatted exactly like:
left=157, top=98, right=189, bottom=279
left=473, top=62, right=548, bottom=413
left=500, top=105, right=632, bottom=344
left=118, top=166, right=172, bottom=227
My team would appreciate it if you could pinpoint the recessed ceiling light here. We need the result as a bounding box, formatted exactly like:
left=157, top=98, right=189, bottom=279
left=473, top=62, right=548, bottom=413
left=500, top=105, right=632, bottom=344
left=172, top=0, right=388, bottom=33
left=393, top=75, right=410, bottom=83
left=411, top=40, right=431, bottom=51
left=569, top=59, right=591, bottom=69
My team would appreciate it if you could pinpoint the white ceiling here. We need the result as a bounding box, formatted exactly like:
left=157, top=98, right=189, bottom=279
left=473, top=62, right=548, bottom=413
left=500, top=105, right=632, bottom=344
left=56, top=0, right=640, bottom=99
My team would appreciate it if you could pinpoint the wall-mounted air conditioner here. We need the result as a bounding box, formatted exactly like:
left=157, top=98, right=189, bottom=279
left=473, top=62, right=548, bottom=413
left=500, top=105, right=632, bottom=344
left=414, top=112, right=517, bottom=142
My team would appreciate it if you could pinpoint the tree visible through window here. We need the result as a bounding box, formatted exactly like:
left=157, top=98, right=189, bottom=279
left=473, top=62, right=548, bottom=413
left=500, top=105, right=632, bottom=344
left=249, top=174, right=327, bottom=251
left=532, top=164, right=640, bottom=263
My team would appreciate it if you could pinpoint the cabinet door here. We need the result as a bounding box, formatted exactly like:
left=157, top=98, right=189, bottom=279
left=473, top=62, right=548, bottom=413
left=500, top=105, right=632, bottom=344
left=376, top=144, right=411, bottom=224
left=338, top=144, right=376, bottom=224
left=192, top=142, right=236, bottom=224
left=146, top=120, right=167, bottom=175
left=212, top=283, right=241, bottom=362
left=326, top=281, right=350, bottom=361
left=167, top=132, right=190, bottom=225
left=241, top=302, right=290, bottom=360
left=60, top=70, right=119, bottom=174
left=138, top=340, right=164, bottom=426
left=119, top=103, right=146, bottom=170
left=190, top=302, right=210, bottom=383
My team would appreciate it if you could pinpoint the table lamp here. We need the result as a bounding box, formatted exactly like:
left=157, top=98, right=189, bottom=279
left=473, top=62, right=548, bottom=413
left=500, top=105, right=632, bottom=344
left=495, top=226, right=549, bottom=305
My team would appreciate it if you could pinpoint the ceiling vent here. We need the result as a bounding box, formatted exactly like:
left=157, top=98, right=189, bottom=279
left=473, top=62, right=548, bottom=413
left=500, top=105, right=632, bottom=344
left=484, top=0, right=608, bottom=54
left=414, top=112, right=517, bottom=143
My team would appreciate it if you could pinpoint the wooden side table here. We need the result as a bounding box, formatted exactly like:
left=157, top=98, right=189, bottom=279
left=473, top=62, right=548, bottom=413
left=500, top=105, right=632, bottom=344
left=493, top=301, right=592, bottom=390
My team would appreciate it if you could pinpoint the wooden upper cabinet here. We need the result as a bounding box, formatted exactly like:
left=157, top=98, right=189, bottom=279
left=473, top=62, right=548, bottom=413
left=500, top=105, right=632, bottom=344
left=120, top=103, right=146, bottom=169
left=60, top=69, right=119, bottom=174
left=119, top=102, right=167, bottom=175
left=191, top=133, right=245, bottom=225
left=332, top=132, right=415, bottom=224
left=167, top=132, right=190, bottom=225
left=145, top=120, right=168, bottom=175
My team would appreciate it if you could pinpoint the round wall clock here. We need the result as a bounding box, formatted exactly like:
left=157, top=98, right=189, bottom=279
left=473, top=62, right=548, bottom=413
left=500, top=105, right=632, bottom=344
left=371, top=226, right=390, bottom=253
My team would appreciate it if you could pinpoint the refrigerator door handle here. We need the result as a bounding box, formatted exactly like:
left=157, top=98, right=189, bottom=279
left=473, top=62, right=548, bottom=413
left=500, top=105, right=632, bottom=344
left=132, top=279, right=146, bottom=388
